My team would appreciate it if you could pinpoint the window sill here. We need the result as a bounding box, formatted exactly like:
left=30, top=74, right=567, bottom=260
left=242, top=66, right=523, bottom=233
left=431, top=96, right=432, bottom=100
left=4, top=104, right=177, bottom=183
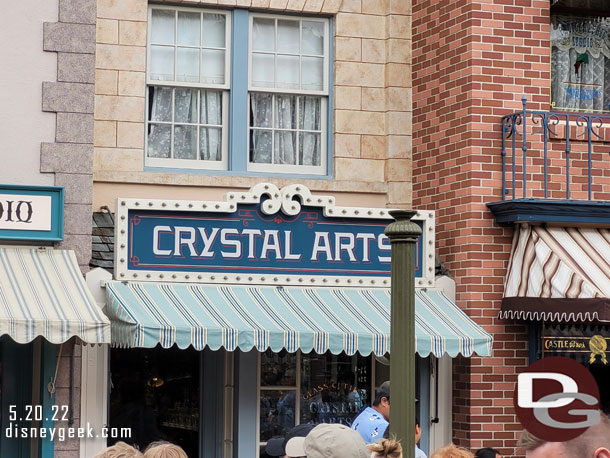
left=93, top=169, right=389, bottom=195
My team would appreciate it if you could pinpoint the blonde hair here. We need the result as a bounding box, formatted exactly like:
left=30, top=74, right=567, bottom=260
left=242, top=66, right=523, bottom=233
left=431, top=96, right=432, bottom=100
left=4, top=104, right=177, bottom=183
left=144, top=441, right=188, bottom=458
left=93, top=441, right=144, bottom=458
left=368, top=438, right=402, bottom=458
left=430, top=444, right=474, bottom=458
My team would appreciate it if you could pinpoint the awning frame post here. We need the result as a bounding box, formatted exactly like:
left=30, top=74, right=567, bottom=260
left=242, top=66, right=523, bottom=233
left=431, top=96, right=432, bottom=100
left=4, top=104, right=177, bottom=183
left=385, top=209, right=422, bottom=458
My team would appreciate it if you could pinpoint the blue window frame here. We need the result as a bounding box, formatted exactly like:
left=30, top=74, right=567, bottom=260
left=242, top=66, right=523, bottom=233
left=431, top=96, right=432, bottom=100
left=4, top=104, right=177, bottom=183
left=146, top=7, right=333, bottom=178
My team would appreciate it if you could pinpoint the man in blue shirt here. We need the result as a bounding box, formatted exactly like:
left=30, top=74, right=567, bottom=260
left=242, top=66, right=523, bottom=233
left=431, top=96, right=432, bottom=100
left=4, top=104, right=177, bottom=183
left=351, top=381, right=390, bottom=443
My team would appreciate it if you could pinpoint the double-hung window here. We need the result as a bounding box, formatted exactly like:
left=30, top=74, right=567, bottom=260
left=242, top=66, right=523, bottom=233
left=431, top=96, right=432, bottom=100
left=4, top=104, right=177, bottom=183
left=146, top=7, right=230, bottom=169
left=248, top=15, right=329, bottom=174
left=145, top=8, right=330, bottom=175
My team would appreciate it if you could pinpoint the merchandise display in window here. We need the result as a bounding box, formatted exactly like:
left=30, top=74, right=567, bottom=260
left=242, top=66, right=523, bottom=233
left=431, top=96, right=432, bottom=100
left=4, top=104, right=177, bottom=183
left=259, top=350, right=372, bottom=446
left=551, top=15, right=610, bottom=112
left=109, top=346, right=200, bottom=458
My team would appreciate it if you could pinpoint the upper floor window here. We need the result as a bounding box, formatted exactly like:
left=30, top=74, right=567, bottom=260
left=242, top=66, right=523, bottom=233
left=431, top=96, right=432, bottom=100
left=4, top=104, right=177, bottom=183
left=248, top=15, right=329, bottom=174
left=551, top=15, right=610, bottom=113
left=146, top=7, right=330, bottom=176
left=146, top=7, right=230, bottom=169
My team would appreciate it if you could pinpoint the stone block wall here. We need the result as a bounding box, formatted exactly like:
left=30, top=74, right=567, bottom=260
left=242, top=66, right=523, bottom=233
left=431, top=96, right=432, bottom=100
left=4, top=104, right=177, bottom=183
left=93, top=0, right=413, bottom=209
left=412, top=0, right=548, bottom=455
left=42, top=0, right=97, bottom=272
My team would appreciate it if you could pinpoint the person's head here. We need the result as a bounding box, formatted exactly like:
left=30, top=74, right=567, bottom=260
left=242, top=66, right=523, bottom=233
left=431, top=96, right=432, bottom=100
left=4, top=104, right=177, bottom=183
left=93, top=442, right=144, bottom=458
left=474, top=448, right=500, bottom=458
left=302, top=423, right=369, bottom=458
left=369, top=437, right=402, bottom=458
left=266, top=424, right=316, bottom=458
left=372, top=381, right=390, bottom=421
left=518, top=413, right=610, bottom=458
left=415, top=414, right=422, bottom=444
left=430, top=444, right=475, bottom=458
left=143, top=441, right=188, bottom=458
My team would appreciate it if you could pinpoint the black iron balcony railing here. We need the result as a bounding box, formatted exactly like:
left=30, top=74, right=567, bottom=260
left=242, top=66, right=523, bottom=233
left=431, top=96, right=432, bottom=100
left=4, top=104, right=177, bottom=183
left=502, top=96, right=610, bottom=202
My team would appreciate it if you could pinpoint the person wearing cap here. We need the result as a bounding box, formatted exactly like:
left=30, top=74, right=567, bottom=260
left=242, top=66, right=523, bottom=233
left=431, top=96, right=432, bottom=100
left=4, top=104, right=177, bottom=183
left=266, top=424, right=315, bottom=458
left=288, top=423, right=370, bottom=458
left=351, top=381, right=390, bottom=443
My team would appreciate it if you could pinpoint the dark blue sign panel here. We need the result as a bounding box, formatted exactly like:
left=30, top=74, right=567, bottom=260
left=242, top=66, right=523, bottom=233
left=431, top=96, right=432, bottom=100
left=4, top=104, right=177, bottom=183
left=127, top=204, right=423, bottom=278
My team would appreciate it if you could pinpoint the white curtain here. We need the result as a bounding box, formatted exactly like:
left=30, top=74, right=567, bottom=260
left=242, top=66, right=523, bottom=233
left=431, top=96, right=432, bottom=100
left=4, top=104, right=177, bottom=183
left=250, top=94, right=321, bottom=166
left=148, top=87, right=223, bottom=161
left=551, top=16, right=610, bottom=111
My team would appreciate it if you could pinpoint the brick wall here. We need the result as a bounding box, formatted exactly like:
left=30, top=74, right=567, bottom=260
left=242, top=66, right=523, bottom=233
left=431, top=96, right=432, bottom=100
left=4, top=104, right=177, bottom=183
left=94, top=0, right=413, bottom=210
left=412, top=1, right=547, bottom=455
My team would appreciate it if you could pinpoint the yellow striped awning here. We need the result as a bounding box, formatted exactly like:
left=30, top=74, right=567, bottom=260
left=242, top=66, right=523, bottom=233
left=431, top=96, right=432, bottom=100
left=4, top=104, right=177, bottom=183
left=0, top=247, right=110, bottom=344
left=501, top=224, right=610, bottom=322
left=106, top=282, right=493, bottom=357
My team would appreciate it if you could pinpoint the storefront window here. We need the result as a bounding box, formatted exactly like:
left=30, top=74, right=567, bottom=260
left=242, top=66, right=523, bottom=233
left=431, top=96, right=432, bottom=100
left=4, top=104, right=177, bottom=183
left=551, top=15, right=610, bottom=112
left=259, top=350, right=372, bottom=446
left=300, top=352, right=370, bottom=425
left=109, top=346, right=200, bottom=457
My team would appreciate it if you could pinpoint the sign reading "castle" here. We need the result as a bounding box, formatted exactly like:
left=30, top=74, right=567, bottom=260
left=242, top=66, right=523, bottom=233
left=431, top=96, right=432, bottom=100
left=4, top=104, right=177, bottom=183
left=115, top=183, right=435, bottom=286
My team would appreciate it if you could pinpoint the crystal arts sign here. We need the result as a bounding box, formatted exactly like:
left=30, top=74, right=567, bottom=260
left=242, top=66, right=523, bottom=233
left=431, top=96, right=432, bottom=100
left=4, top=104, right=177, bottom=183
left=115, top=183, right=435, bottom=286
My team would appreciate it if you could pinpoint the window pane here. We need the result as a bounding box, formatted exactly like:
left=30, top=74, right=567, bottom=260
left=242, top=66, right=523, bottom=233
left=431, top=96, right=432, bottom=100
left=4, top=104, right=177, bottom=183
left=200, top=91, right=223, bottom=125
left=261, top=349, right=297, bottom=386
left=250, top=93, right=273, bottom=128
left=174, top=125, right=197, bottom=159
left=302, top=21, right=324, bottom=55
left=275, top=131, right=297, bottom=165
left=203, top=14, right=226, bottom=48
left=177, top=48, right=199, bottom=83
left=252, top=18, right=275, bottom=52
left=148, top=124, right=171, bottom=158
left=151, top=9, right=175, bottom=44
left=299, top=96, right=321, bottom=131
left=177, top=11, right=200, bottom=46
left=301, top=56, right=323, bottom=91
left=252, top=53, right=275, bottom=88
left=300, top=352, right=371, bottom=426
left=275, top=95, right=296, bottom=129
left=174, top=88, right=197, bottom=123
left=150, top=46, right=175, bottom=81
left=201, top=49, right=225, bottom=84
left=278, top=20, right=299, bottom=54
left=200, top=127, right=222, bottom=161
left=260, top=390, right=295, bottom=442
left=277, top=55, right=299, bottom=89
left=251, top=130, right=273, bottom=163
left=299, top=132, right=321, bottom=166
left=149, top=87, right=173, bottom=122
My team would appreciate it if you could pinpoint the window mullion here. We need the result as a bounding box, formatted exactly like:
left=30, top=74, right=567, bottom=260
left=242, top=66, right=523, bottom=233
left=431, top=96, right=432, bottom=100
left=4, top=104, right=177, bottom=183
left=170, top=88, right=175, bottom=159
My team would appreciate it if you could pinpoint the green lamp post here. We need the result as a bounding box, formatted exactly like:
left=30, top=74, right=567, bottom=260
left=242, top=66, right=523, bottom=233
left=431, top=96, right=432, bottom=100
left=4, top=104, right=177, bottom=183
left=385, top=209, right=422, bottom=458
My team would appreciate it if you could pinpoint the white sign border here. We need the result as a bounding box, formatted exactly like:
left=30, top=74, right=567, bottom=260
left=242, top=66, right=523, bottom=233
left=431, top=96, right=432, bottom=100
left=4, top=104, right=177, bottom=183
left=114, top=183, right=435, bottom=288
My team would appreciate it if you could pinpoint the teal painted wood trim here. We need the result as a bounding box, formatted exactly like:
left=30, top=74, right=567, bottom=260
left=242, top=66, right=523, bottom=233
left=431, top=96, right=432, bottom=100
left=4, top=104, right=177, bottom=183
left=1, top=338, right=33, bottom=458
left=39, top=341, right=57, bottom=458
left=235, top=349, right=257, bottom=458
left=229, top=9, right=249, bottom=173
left=327, top=17, right=334, bottom=177
left=0, top=185, right=64, bottom=242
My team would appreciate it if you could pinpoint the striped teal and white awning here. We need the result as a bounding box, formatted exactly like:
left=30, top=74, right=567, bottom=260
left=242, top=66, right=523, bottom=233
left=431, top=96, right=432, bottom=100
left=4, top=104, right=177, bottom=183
left=106, top=282, right=492, bottom=357
left=0, top=247, right=110, bottom=344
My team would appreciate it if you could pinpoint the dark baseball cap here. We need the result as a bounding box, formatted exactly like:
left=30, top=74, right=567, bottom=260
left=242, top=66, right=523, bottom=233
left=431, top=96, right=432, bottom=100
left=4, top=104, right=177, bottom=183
left=376, top=381, right=390, bottom=399
left=265, top=424, right=315, bottom=457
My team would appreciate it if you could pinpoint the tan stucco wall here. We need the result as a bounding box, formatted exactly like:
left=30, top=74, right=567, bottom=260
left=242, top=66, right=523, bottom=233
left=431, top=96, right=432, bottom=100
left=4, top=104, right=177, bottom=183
left=93, top=0, right=412, bottom=210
